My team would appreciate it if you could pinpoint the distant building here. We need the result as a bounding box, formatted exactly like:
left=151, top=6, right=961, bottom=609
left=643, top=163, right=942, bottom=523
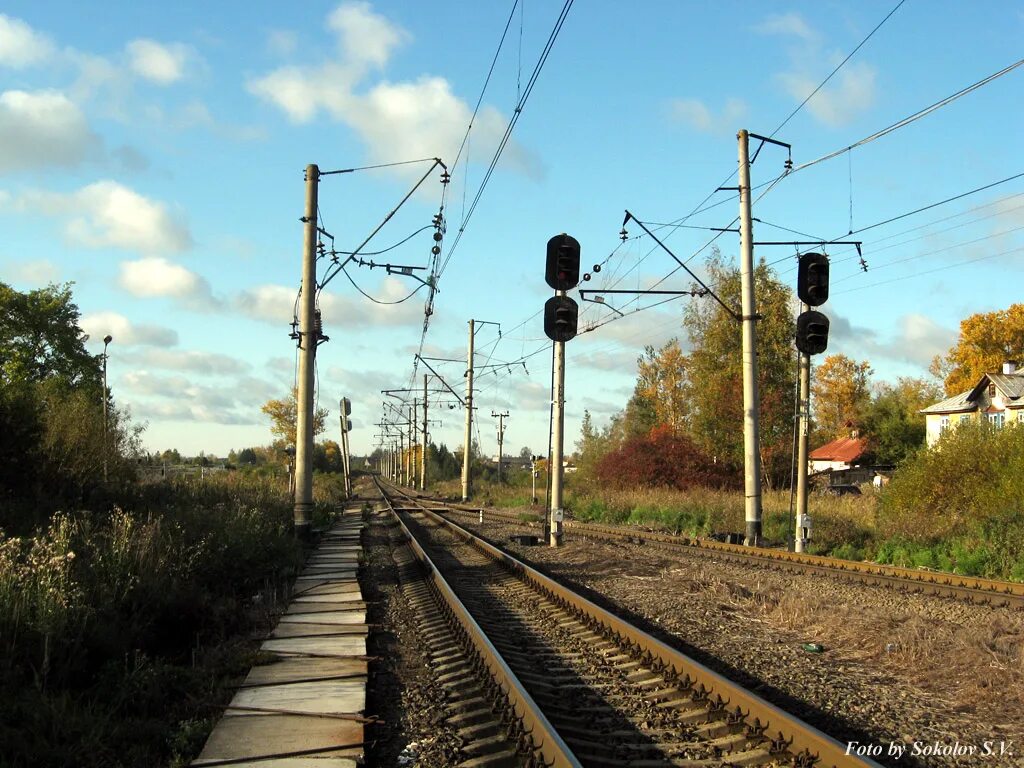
left=920, top=362, right=1024, bottom=447
left=809, top=434, right=868, bottom=475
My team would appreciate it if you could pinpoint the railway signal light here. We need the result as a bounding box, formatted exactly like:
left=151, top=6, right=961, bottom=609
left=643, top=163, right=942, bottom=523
left=544, top=295, right=579, bottom=342
left=796, top=310, right=829, bottom=355
left=545, top=234, right=581, bottom=291
left=341, top=397, right=351, bottom=416
left=797, top=252, right=829, bottom=307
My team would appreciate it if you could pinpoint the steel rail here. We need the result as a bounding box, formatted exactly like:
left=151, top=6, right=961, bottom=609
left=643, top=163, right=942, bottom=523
left=376, top=478, right=581, bottom=768
left=379, top=479, right=882, bottom=768
left=436, top=500, right=1024, bottom=609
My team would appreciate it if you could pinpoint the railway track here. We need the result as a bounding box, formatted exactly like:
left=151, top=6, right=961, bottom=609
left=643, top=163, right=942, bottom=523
left=376, top=478, right=881, bottom=768
left=428, top=496, right=1024, bottom=610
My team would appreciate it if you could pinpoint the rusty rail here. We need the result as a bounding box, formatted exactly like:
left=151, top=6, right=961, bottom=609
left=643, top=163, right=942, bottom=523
left=376, top=479, right=581, bottom=768
left=429, top=497, right=1024, bottom=609
left=379, top=479, right=883, bottom=768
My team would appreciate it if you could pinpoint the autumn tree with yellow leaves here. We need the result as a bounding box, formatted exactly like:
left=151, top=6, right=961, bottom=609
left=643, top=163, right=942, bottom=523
left=930, top=303, right=1024, bottom=395
left=811, top=354, right=873, bottom=441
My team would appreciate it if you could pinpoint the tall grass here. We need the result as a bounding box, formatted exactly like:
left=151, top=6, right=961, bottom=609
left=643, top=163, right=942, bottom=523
left=0, top=471, right=342, bottom=768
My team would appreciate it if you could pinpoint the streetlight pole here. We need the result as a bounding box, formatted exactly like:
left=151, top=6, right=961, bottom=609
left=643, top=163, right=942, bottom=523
left=102, top=334, right=112, bottom=483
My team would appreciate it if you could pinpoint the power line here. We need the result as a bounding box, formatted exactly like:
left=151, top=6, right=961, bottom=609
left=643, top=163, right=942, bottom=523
left=769, top=0, right=907, bottom=137
left=789, top=57, right=1024, bottom=176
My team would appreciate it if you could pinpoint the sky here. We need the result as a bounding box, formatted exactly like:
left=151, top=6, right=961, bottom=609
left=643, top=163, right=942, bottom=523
left=1, top=1, right=1023, bottom=460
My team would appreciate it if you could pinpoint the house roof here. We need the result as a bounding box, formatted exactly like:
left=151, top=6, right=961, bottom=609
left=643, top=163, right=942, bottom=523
left=920, top=389, right=976, bottom=415
left=922, top=371, right=1024, bottom=415
left=809, top=436, right=867, bottom=463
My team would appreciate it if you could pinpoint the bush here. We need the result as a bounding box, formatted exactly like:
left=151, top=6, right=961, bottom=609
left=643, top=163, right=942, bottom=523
left=595, top=425, right=739, bottom=491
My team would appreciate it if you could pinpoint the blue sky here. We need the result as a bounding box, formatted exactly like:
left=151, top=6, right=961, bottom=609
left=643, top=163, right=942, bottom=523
left=1, top=1, right=1022, bottom=458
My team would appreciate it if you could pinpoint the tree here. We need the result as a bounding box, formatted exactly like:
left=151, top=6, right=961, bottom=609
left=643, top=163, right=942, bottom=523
left=0, top=282, right=101, bottom=391
left=861, top=377, right=942, bottom=465
left=811, top=354, right=873, bottom=442
left=635, top=339, right=689, bottom=434
left=237, top=447, right=258, bottom=465
left=930, top=303, right=1024, bottom=395
left=261, top=387, right=328, bottom=447
left=681, top=249, right=796, bottom=483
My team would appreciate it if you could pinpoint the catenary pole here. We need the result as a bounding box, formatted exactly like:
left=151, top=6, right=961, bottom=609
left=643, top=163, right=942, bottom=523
left=795, top=346, right=811, bottom=552
left=420, top=374, right=428, bottom=491
left=492, top=411, right=509, bottom=482
left=294, top=164, right=319, bottom=539
left=461, top=319, right=475, bottom=501
left=549, top=308, right=566, bottom=548
left=737, top=131, right=763, bottom=546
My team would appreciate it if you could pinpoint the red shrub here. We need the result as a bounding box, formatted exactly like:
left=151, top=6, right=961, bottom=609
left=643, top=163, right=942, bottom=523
left=595, top=425, right=740, bottom=490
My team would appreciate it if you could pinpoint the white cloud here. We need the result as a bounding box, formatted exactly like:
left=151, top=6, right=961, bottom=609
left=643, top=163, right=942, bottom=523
left=80, top=310, right=179, bottom=348
left=778, top=62, right=877, bottom=127
left=122, top=370, right=275, bottom=425
left=126, top=39, right=194, bottom=85
left=121, top=348, right=250, bottom=375
left=266, top=29, right=298, bottom=57
left=754, top=12, right=817, bottom=41
left=16, top=181, right=192, bottom=254
left=327, top=1, right=409, bottom=69
left=0, top=14, right=54, bottom=68
left=247, top=2, right=541, bottom=178
left=235, top=276, right=422, bottom=329
left=2, top=258, right=59, bottom=285
left=119, top=257, right=219, bottom=309
left=667, top=97, right=748, bottom=135
left=0, top=90, right=102, bottom=172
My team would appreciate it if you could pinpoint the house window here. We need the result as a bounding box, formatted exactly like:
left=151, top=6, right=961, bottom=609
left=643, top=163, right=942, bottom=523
left=1018, top=411, right=1024, bottom=424
left=989, top=383, right=997, bottom=398
left=940, top=416, right=950, bottom=433
left=959, top=414, right=971, bottom=425
left=988, top=411, right=1005, bottom=428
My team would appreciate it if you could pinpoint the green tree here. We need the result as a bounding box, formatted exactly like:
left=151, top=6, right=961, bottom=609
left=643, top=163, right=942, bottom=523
left=811, top=354, right=873, bottom=442
left=681, top=249, right=796, bottom=483
left=0, top=282, right=101, bottom=391
left=861, top=377, right=942, bottom=465
left=261, top=386, right=328, bottom=447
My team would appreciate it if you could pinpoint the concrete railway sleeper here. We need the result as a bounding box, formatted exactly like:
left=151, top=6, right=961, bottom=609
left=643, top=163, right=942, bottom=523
left=377, top=478, right=881, bottom=768
left=432, top=498, right=1024, bottom=610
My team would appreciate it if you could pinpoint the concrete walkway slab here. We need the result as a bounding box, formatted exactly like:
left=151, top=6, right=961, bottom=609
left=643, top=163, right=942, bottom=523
left=261, top=634, right=366, bottom=657
left=192, top=516, right=369, bottom=767
left=283, top=609, right=366, bottom=624
left=229, top=679, right=365, bottom=716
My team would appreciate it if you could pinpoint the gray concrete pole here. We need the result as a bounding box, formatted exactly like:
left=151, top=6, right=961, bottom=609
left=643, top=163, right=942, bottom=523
left=294, top=163, right=319, bottom=539
left=737, top=131, right=763, bottom=546
left=420, top=374, right=428, bottom=491
left=102, top=336, right=111, bottom=483
left=461, top=319, right=475, bottom=501
left=400, top=430, right=407, bottom=486
left=339, top=407, right=351, bottom=498
left=549, top=329, right=566, bottom=547
left=409, top=402, right=417, bottom=490
left=796, top=348, right=811, bottom=552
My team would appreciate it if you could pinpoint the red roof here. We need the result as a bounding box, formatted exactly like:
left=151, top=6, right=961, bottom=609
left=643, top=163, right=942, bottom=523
left=809, top=436, right=867, bottom=463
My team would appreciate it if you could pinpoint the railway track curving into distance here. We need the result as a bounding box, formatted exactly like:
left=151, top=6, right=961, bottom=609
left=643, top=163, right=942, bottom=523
left=375, top=477, right=883, bottom=768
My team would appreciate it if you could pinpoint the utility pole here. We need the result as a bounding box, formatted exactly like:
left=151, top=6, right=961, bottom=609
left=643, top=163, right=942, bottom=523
left=491, top=411, right=509, bottom=482
left=550, top=311, right=566, bottom=547
left=737, top=130, right=763, bottom=546
left=409, top=401, right=418, bottom=490
left=294, top=163, right=319, bottom=540
left=400, top=427, right=409, bottom=487
left=339, top=397, right=352, bottom=499
left=795, top=344, right=811, bottom=553
left=420, top=375, right=428, bottom=491
left=102, top=334, right=112, bottom=483
left=461, top=319, right=475, bottom=501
